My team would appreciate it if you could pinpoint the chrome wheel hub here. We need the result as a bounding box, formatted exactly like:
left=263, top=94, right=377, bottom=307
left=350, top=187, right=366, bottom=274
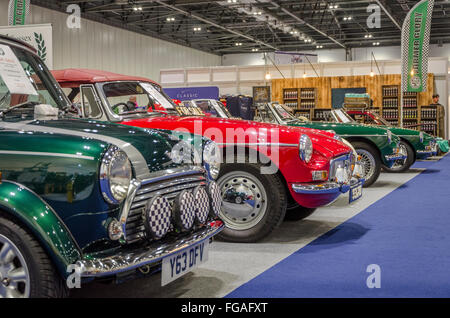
left=391, top=143, right=408, bottom=169
left=357, top=149, right=376, bottom=181
left=218, top=172, right=267, bottom=231
left=0, top=234, right=30, bottom=298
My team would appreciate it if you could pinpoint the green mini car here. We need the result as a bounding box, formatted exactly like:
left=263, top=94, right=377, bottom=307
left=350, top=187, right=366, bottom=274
left=0, top=36, right=223, bottom=298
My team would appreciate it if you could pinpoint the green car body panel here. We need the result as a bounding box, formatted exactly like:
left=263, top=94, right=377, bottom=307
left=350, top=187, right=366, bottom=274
left=0, top=119, right=189, bottom=278
left=0, top=181, right=82, bottom=276
left=287, top=121, right=400, bottom=166
left=380, top=126, right=434, bottom=159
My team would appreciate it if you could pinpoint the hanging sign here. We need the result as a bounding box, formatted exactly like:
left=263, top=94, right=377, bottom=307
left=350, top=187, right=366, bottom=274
left=8, top=0, right=31, bottom=26
left=0, top=24, right=53, bottom=69
left=400, top=0, right=434, bottom=93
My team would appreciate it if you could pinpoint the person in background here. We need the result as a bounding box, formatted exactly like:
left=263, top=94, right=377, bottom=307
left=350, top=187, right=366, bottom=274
left=430, top=94, right=446, bottom=138
left=127, top=96, right=138, bottom=110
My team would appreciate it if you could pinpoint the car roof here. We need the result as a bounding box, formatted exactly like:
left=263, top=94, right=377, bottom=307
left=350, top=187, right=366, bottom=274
left=0, top=34, right=37, bottom=53
left=51, top=68, right=159, bottom=88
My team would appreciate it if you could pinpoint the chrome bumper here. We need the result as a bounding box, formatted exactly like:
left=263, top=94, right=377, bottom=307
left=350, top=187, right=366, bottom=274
left=385, top=153, right=407, bottom=162
left=292, top=177, right=364, bottom=195
left=77, top=222, right=224, bottom=278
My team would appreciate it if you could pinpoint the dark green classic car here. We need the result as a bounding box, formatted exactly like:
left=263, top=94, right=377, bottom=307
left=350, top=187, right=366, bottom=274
left=345, top=109, right=438, bottom=172
left=252, top=103, right=406, bottom=187
left=0, top=36, right=223, bottom=298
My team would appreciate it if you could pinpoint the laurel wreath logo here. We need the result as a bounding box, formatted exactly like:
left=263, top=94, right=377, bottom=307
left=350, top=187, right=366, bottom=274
left=24, top=32, right=47, bottom=75
left=34, top=32, right=47, bottom=61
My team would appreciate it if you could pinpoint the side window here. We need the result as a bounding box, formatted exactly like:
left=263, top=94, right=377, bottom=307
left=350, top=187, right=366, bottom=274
left=80, top=86, right=102, bottom=118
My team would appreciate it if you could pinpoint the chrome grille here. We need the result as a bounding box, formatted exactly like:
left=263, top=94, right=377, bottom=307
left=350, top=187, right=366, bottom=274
left=125, top=171, right=207, bottom=243
left=328, top=154, right=352, bottom=183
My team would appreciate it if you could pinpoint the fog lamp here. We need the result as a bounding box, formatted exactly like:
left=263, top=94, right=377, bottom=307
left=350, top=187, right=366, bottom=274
left=312, top=170, right=328, bottom=181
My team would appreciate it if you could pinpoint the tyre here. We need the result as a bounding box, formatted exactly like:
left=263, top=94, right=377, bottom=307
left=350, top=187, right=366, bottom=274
left=284, top=200, right=317, bottom=222
left=352, top=141, right=381, bottom=188
left=383, top=141, right=415, bottom=173
left=216, top=162, right=287, bottom=242
left=0, top=215, right=68, bottom=298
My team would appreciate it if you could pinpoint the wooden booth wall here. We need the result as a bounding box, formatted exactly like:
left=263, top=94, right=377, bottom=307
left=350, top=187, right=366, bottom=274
left=271, top=74, right=435, bottom=108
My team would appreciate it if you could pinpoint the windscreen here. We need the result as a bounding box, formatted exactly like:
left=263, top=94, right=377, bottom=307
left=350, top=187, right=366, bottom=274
left=0, top=44, right=69, bottom=113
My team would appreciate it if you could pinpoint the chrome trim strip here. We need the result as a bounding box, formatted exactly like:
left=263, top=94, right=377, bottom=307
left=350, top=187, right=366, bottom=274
left=0, top=150, right=94, bottom=161
left=140, top=166, right=206, bottom=185
left=385, top=154, right=408, bottom=161
left=77, top=222, right=224, bottom=277
left=119, top=179, right=141, bottom=242
left=292, top=183, right=341, bottom=195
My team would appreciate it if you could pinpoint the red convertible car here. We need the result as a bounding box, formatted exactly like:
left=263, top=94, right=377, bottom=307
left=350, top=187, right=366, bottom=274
left=53, top=68, right=364, bottom=243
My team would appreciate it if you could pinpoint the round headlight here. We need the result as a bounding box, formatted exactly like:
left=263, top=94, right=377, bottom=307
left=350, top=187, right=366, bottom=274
left=387, top=130, right=393, bottom=144
left=203, top=140, right=221, bottom=180
left=100, top=147, right=132, bottom=204
left=299, top=134, right=313, bottom=163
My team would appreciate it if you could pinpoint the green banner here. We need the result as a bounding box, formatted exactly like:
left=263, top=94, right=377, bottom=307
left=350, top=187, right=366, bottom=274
left=8, top=0, right=30, bottom=26
left=401, top=0, right=434, bottom=93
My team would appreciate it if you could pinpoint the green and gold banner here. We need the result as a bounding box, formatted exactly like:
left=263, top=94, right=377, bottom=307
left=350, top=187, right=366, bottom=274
left=401, top=0, right=434, bottom=93
left=8, top=0, right=31, bottom=26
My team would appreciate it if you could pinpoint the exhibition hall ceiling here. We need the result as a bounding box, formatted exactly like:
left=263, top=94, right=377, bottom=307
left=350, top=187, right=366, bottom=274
left=31, top=0, right=450, bottom=55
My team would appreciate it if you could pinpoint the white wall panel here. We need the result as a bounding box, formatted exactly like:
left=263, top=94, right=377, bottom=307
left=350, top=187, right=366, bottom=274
left=0, top=3, right=221, bottom=80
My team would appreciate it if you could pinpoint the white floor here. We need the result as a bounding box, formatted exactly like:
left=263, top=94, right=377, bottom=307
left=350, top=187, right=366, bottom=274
left=71, top=168, right=425, bottom=298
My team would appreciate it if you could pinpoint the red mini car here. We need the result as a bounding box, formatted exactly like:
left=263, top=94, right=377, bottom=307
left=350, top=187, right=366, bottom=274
left=53, top=69, right=364, bottom=243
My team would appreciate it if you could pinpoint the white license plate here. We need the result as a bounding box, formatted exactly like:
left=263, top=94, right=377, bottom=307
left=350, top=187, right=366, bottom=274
left=349, top=182, right=363, bottom=203
left=161, top=240, right=209, bottom=286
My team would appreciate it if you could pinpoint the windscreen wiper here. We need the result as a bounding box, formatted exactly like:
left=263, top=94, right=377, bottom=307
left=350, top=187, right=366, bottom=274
left=0, top=101, right=40, bottom=118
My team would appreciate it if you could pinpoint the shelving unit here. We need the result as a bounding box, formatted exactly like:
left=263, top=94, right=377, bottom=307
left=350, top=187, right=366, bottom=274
left=283, top=87, right=318, bottom=119
left=283, top=88, right=299, bottom=110
left=299, top=88, right=317, bottom=110
left=381, top=85, right=400, bottom=126
left=313, top=109, right=331, bottom=121
left=420, top=106, right=438, bottom=136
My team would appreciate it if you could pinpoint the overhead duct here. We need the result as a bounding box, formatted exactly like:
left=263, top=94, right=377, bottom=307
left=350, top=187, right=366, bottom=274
left=217, top=0, right=313, bottom=44
left=218, top=0, right=345, bottom=48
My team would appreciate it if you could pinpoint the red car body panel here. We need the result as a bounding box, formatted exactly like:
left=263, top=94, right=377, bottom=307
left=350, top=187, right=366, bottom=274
left=121, top=116, right=351, bottom=208
left=52, top=69, right=353, bottom=208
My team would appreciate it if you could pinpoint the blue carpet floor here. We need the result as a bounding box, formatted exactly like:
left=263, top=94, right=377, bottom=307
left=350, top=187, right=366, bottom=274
left=227, top=155, right=450, bottom=298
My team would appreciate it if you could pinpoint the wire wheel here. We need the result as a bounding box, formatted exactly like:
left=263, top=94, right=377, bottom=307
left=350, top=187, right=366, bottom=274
left=217, top=171, right=268, bottom=231
left=357, top=149, right=376, bottom=181
left=0, top=234, right=30, bottom=298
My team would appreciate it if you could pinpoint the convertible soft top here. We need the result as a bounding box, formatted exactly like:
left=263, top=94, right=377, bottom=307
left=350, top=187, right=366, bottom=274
left=51, top=68, right=159, bottom=88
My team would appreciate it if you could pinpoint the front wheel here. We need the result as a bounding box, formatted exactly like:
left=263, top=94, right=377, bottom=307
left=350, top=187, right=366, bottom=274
left=383, top=141, right=415, bottom=173
left=216, top=163, right=287, bottom=242
left=352, top=142, right=381, bottom=188
left=0, top=216, right=68, bottom=298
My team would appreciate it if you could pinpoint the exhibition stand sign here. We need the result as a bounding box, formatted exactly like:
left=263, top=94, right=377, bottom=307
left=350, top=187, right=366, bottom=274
left=0, top=24, right=53, bottom=69
left=401, top=0, right=434, bottom=93
left=164, top=86, right=219, bottom=101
